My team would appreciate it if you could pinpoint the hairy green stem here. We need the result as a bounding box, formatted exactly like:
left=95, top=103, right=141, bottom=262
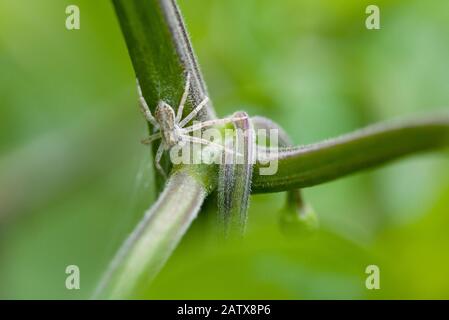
left=97, top=0, right=217, bottom=299
left=112, top=0, right=214, bottom=119
left=253, top=115, right=449, bottom=193
left=113, top=0, right=215, bottom=189
left=218, top=112, right=254, bottom=236
left=93, top=170, right=207, bottom=299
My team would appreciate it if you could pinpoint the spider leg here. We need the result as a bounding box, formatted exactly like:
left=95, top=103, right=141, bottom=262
left=154, top=143, right=167, bottom=178
left=141, top=132, right=162, bottom=145
left=181, top=115, right=248, bottom=134
left=180, top=135, right=242, bottom=157
left=176, top=73, right=191, bottom=123
left=178, top=96, right=209, bottom=128
left=136, top=78, right=159, bottom=128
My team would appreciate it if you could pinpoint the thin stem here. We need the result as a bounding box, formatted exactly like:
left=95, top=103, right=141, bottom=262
left=93, top=170, right=207, bottom=299
left=112, top=0, right=216, bottom=190
left=112, top=0, right=214, bottom=121
left=252, top=115, right=449, bottom=193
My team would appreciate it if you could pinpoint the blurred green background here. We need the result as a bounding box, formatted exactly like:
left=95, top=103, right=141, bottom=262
left=1, top=0, right=449, bottom=299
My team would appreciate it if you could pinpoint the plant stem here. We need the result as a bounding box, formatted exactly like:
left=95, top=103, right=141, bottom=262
left=252, top=115, right=449, bottom=193
left=112, top=0, right=216, bottom=189
left=93, top=170, right=207, bottom=299
left=98, top=0, right=218, bottom=299
left=112, top=0, right=214, bottom=120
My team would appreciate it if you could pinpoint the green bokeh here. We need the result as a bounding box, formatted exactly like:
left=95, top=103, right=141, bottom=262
left=0, top=0, right=448, bottom=299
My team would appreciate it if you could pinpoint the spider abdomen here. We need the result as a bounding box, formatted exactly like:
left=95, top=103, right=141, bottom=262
left=155, top=100, right=181, bottom=148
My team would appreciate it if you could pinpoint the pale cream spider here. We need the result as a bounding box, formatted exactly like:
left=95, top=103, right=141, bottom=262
left=137, top=73, right=246, bottom=177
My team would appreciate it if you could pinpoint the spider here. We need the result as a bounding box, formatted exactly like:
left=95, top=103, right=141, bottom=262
left=137, top=73, right=247, bottom=177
